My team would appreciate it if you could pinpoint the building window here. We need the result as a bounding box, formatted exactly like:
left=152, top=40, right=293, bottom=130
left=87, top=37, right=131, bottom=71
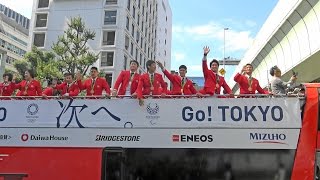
left=102, top=31, right=115, bottom=45
left=127, top=0, right=130, bottom=10
left=131, top=24, right=135, bottom=38
left=38, top=0, right=49, bottom=8
left=12, top=11, right=16, bottom=19
left=139, top=54, right=142, bottom=66
left=125, top=36, right=129, bottom=50
left=101, top=52, right=114, bottom=67
left=135, top=48, right=138, bottom=61
left=104, top=11, right=117, bottom=25
left=105, top=73, right=113, bottom=87
left=132, top=6, right=136, bottom=19
left=35, top=13, right=48, bottom=27
left=126, top=16, right=130, bottom=30
left=33, top=33, right=45, bottom=47
left=136, top=31, right=140, bottom=43
left=130, top=42, right=134, bottom=56
left=142, top=6, right=144, bottom=15
left=137, top=14, right=140, bottom=25
left=124, top=55, right=128, bottom=70
left=105, top=0, right=117, bottom=5
left=140, top=37, right=143, bottom=48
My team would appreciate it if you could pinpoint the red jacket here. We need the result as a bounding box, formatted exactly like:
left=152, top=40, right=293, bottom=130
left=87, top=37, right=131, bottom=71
left=42, top=87, right=54, bottom=96
left=136, top=73, right=167, bottom=99
left=15, top=80, right=42, bottom=96
left=56, top=82, right=79, bottom=96
left=202, top=60, right=217, bottom=95
left=0, top=82, right=15, bottom=96
left=163, top=69, right=197, bottom=95
left=77, top=77, right=110, bottom=96
left=113, top=71, right=140, bottom=95
left=215, top=75, right=232, bottom=94
left=234, top=73, right=266, bottom=94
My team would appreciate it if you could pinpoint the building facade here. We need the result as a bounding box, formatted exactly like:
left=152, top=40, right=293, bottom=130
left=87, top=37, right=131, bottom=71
left=0, top=4, right=29, bottom=79
left=29, top=0, right=172, bottom=87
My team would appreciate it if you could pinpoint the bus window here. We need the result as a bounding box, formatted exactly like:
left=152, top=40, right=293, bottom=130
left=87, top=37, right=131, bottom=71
left=102, top=148, right=295, bottom=180
left=102, top=148, right=125, bottom=180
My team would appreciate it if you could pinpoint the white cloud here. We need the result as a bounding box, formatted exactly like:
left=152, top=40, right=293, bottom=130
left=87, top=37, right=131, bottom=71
left=0, top=0, right=33, bottom=18
left=245, top=20, right=257, bottom=28
left=187, top=65, right=202, bottom=72
left=173, top=52, right=186, bottom=62
left=172, top=22, right=254, bottom=53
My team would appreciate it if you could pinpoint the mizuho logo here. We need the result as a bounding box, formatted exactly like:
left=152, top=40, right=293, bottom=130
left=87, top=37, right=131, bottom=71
left=27, top=103, right=39, bottom=116
left=146, top=103, right=159, bottom=115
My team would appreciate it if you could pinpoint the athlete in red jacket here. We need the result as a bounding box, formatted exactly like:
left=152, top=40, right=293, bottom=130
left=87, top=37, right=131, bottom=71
left=113, top=60, right=140, bottom=97
left=157, top=61, right=197, bottom=96
left=77, top=67, right=110, bottom=97
left=135, top=60, right=167, bottom=105
left=234, top=64, right=266, bottom=95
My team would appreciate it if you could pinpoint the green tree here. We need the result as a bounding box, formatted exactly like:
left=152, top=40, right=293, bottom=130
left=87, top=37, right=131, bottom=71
left=13, top=59, right=29, bottom=78
left=52, top=16, right=99, bottom=75
left=4, top=68, right=16, bottom=75
left=23, top=46, right=63, bottom=80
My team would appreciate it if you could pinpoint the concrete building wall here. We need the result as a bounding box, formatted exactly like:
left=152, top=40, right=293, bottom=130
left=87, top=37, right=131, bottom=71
left=29, top=0, right=172, bottom=87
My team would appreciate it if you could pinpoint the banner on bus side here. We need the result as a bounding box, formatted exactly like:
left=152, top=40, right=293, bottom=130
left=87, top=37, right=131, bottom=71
left=0, top=128, right=300, bottom=149
left=0, top=98, right=301, bottom=128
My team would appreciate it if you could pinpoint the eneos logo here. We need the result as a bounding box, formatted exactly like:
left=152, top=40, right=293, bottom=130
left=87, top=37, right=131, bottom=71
left=172, top=134, right=213, bottom=142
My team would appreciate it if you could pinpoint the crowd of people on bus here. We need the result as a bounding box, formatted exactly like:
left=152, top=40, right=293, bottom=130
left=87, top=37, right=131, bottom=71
left=0, top=46, right=300, bottom=102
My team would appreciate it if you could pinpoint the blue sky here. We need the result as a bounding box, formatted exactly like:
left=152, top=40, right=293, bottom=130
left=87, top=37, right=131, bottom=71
left=169, top=0, right=279, bottom=80
left=0, top=0, right=278, bottom=80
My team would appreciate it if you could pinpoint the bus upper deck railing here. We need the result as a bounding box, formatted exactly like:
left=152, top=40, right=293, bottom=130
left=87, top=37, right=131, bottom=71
left=0, top=93, right=306, bottom=100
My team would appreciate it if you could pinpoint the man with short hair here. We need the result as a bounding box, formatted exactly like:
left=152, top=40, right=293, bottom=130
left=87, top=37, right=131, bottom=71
left=201, top=46, right=232, bottom=95
left=77, top=67, right=111, bottom=97
left=55, top=73, right=79, bottom=97
left=113, top=60, right=140, bottom=97
left=136, top=60, right=167, bottom=105
left=234, top=64, right=266, bottom=94
left=269, top=65, right=297, bottom=94
left=157, top=61, right=197, bottom=96
left=42, top=78, right=61, bottom=97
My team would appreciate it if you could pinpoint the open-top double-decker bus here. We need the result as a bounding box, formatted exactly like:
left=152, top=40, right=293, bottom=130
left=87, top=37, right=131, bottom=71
left=0, top=83, right=319, bottom=180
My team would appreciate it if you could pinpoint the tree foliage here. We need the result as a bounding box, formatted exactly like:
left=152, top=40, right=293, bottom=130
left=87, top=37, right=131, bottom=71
left=22, top=46, right=63, bottom=80
left=13, top=59, right=29, bottom=78
left=52, top=16, right=99, bottom=75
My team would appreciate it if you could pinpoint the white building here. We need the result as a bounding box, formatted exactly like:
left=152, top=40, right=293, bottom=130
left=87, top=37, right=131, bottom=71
left=29, top=0, right=172, bottom=87
left=0, top=4, right=29, bottom=79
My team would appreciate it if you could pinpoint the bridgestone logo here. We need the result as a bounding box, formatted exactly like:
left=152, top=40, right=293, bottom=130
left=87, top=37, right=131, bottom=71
left=95, top=135, right=140, bottom=142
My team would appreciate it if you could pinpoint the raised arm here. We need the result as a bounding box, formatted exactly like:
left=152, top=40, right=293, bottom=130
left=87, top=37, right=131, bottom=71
left=234, top=66, right=246, bottom=83
left=113, top=71, right=124, bottom=92
left=202, top=46, right=210, bottom=77
left=76, top=72, right=86, bottom=90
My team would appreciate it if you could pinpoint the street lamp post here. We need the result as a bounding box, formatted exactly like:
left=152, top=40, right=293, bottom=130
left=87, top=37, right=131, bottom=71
left=223, top=27, right=229, bottom=72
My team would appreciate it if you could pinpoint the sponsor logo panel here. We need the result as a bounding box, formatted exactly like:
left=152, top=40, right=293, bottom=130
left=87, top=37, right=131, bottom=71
left=172, top=134, right=214, bottom=142
left=249, top=132, right=288, bottom=145
left=20, top=134, right=68, bottom=142
left=95, top=135, right=141, bottom=142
